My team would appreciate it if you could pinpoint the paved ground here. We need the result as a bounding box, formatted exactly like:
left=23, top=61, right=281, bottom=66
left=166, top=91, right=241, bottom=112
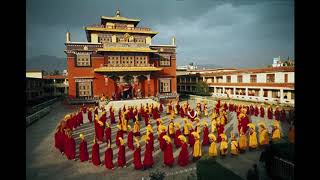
left=26, top=99, right=289, bottom=180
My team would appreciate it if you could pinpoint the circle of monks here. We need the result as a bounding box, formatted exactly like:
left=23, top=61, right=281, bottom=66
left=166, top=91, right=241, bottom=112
left=54, top=99, right=290, bottom=170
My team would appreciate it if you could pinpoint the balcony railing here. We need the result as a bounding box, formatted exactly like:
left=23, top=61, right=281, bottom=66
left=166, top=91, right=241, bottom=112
left=86, top=24, right=151, bottom=31
left=103, top=63, right=155, bottom=67
left=104, top=42, right=149, bottom=48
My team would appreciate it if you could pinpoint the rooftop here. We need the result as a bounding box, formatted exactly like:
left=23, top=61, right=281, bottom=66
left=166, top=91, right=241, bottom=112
left=43, top=75, right=67, bottom=79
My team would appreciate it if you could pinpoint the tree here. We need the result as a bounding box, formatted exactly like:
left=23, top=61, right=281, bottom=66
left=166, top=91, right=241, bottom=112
left=195, top=81, right=210, bottom=96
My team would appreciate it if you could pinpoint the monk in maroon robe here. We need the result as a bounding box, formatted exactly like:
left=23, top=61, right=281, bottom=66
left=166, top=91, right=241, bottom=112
left=78, top=110, right=83, bottom=125
left=105, top=123, right=111, bottom=144
left=127, top=126, right=134, bottom=150
left=163, top=136, right=174, bottom=167
left=159, top=130, right=167, bottom=151
left=260, top=106, right=265, bottom=118
left=115, top=125, right=123, bottom=147
left=96, top=119, right=104, bottom=143
left=143, top=137, right=154, bottom=169
left=66, top=131, right=76, bottom=160
left=178, top=136, right=189, bottom=166
left=188, top=129, right=195, bottom=146
left=202, top=125, right=210, bottom=146
left=159, top=103, right=163, bottom=112
left=88, top=109, right=93, bottom=123
left=216, top=124, right=224, bottom=143
left=174, top=126, right=182, bottom=148
left=274, top=107, right=280, bottom=121
left=79, top=133, right=89, bottom=162
left=148, top=131, right=154, bottom=152
left=91, top=138, right=101, bottom=166
left=117, top=137, right=126, bottom=167
left=180, top=107, right=185, bottom=118
left=54, top=122, right=65, bottom=153
left=267, top=106, right=273, bottom=119
left=133, top=143, right=143, bottom=170
left=280, top=109, right=286, bottom=122
left=104, top=143, right=114, bottom=169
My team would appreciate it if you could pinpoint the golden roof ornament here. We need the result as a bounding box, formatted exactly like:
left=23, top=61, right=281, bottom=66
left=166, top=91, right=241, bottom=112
left=116, top=9, right=120, bottom=17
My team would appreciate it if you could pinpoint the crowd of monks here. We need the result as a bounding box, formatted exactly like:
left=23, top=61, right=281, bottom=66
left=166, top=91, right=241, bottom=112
left=54, top=99, right=293, bottom=170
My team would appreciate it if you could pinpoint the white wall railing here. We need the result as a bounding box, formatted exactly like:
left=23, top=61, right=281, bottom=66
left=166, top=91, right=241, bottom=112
left=26, top=106, right=51, bottom=127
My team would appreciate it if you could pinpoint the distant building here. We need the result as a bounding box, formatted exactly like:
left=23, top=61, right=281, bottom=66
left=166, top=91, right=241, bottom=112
left=272, top=56, right=294, bottom=67
left=26, top=70, right=45, bottom=103
left=43, top=75, right=69, bottom=97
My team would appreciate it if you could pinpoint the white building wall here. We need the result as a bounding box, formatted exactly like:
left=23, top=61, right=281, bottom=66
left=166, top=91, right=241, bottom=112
left=242, top=74, right=250, bottom=83
left=257, top=73, right=267, bottom=83
left=222, top=75, right=226, bottom=83
left=275, top=72, right=284, bottom=83
left=288, top=72, right=294, bottom=83
left=231, top=75, right=237, bottom=83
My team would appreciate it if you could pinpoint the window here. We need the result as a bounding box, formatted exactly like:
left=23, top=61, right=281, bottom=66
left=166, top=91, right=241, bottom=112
left=250, top=75, right=257, bottom=83
left=159, top=56, right=171, bottom=67
left=237, top=75, right=243, bottom=83
left=284, top=74, right=288, bottom=83
left=264, top=90, right=268, bottom=97
left=267, top=74, right=275, bottom=83
left=226, top=76, right=231, bottom=83
left=76, top=54, right=91, bottom=67
left=272, top=90, right=279, bottom=98
left=76, top=81, right=92, bottom=97
left=159, top=79, right=171, bottom=93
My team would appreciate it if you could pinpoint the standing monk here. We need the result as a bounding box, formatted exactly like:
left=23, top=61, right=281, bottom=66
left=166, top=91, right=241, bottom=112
left=79, top=133, right=89, bottom=162
left=115, top=124, right=123, bottom=147
left=66, top=130, right=76, bottom=160
left=219, top=133, right=228, bottom=157
left=117, top=137, right=126, bottom=168
left=168, top=120, right=175, bottom=138
left=109, top=106, right=116, bottom=124
left=239, top=127, right=247, bottom=153
left=88, top=108, right=93, bottom=123
left=274, top=106, right=281, bottom=121
left=133, top=118, right=141, bottom=136
left=260, top=104, right=265, bottom=118
left=174, top=123, right=182, bottom=148
left=54, top=121, right=65, bottom=154
left=105, top=122, right=111, bottom=145
left=267, top=105, right=273, bottom=120
left=91, top=137, right=101, bottom=166
left=177, top=135, right=189, bottom=166
left=230, top=133, right=239, bottom=156
left=248, top=124, right=258, bottom=150
left=272, top=122, right=281, bottom=141
left=104, top=142, right=114, bottom=169
left=95, top=116, right=104, bottom=143
left=258, top=123, right=269, bottom=147
left=163, top=135, right=174, bottom=167
left=254, top=105, right=259, bottom=117
left=208, top=134, right=217, bottom=158
left=202, top=121, right=210, bottom=146
left=133, top=137, right=143, bottom=170
left=127, top=125, right=134, bottom=150
left=142, top=135, right=153, bottom=169
left=192, top=132, right=202, bottom=161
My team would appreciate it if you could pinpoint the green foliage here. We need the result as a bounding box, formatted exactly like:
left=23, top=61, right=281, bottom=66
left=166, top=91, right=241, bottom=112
left=149, top=170, right=165, bottom=180
left=195, top=81, right=210, bottom=96
left=196, top=155, right=243, bottom=180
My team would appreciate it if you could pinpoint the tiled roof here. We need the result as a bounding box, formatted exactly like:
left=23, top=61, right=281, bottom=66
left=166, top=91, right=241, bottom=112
left=43, top=75, right=67, bottom=79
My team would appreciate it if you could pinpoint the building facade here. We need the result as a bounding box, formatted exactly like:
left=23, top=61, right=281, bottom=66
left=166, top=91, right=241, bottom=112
left=43, top=75, right=69, bottom=97
left=65, top=10, right=177, bottom=101
left=177, top=66, right=294, bottom=105
left=26, top=70, right=44, bottom=104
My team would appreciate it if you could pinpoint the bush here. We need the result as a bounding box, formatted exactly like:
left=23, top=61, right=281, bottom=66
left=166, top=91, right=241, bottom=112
left=196, top=155, right=243, bottom=180
left=149, top=170, right=165, bottom=180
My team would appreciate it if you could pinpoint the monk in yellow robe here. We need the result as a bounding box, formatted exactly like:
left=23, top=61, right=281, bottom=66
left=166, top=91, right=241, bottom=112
left=272, top=122, right=281, bottom=141
left=248, top=123, right=258, bottom=150
left=258, top=123, right=269, bottom=147
left=230, top=133, right=239, bottom=156
left=121, top=112, right=128, bottom=133
left=219, top=133, right=228, bottom=156
left=192, top=132, right=202, bottom=161
left=183, top=118, right=190, bottom=136
left=133, top=118, right=141, bottom=136
left=168, top=120, right=175, bottom=138
left=211, top=118, right=217, bottom=133
left=239, top=127, right=247, bottom=152
left=204, top=106, right=209, bottom=117
left=208, top=134, right=217, bottom=157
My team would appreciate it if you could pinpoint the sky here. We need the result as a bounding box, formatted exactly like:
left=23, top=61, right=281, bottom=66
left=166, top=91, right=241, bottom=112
left=26, top=0, right=294, bottom=68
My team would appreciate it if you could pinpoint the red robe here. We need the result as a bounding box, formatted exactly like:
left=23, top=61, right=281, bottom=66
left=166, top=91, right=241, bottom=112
left=274, top=110, right=280, bottom=121
left=188, top=110, right=196, bottom=122
left=280, top=110, right=286, bottom=122
left=148, top=133, right=154, bottom=152
left=163, top=142, right=174, bottom=166
left=88, top=111, right=92, bottom=123
left=54, top=130, right=64, bottom=153
left=174, top=129, right=182, bottom=148
left=254, top=107, right=259, bottom=116
left=127, top=131, right=134, bottom=150
left=180, top=108, right=185, bottom=118
left=260, top=107, right=265, bottom=118
left=100, top=114, right=107, bottom=124
left=91, top=143, right=101, bottom=166
left=159, top=131, right=167, bottom=151
left=105, top=127, right=111, bottom=144
left=79, top=140, right=89, bottom=162
left=188, top=129, right=195, bottom=147
left=143, top=142, right=154, bottom=168
left=117, top=145, right=126, bottom=167
left=241, top=115, right=249, bottom=134
left=104, top=148, right=114, bottom=169
left=250, top=106, right=255, bottom=115
left=178, top=143, right=189, bottom=166
left=144, top=115, right=150, bottom=126
left=159, top=104, right=163, bottom=112
left=110, top=109, right=116, bottom=124
left=217, top=125, right=224, bottom=142
left=96, top=122, right=104, bottom=142
left=94, top=108, right=98, bottom=115
left=66, top=136, right=76, bottom=160
left=78, top=112, right=83, bottom=125
left=202, top=127, right=210, bottom=146
left=133, top=147, right=143, bottom=170
left=268, top=108, right=273, bottom=119
left=116, top=130, right=123, bottom=147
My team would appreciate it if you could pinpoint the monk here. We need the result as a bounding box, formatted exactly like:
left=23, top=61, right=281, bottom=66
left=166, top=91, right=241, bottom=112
left=254, top=105, right=259, bottom=116
left=88, top=108, right=93, bottom=123
left=147, top=124, right=154, bottom=152
left=159, top=103, right=163, bottom=112
left=180, top=106, right=185, bottom=118
left=121, top=112, right=128, bottom=133
left=239, top=127, right=247, bottom=153
left=110, top=106, right=116, bottom=124
left=168, top=120, right=175, bottom=138
left=260, top=105, right=265, bottom=118
left=202, top=121, right=210, bottom=146
left=183, top=118, right=190, bottom=137
left=177, top=135, right=189, bottom=166
left=104, top=142, right=114, bottom=169
left=240, top=108, right=250, bottom=134
left=230, top=133, right=239, bottom=156
left=66, top=130, right=76, bottom=160
left=188, top=123, right=195, bottom=147
left=115, top=124, right=123, bottom=147
left=158, top=125, right=167, bottom=151
left=78, top=109, right=83, bottom=125
left=117, top=137, right=126, bottom=168
left=219, top=134, right=228, bottom=156
left=96, top=116, right=104, bottom=143
left=192, top=132, right=202, bottom=161
left=94, top=106, right=99, bottom=116
left=208, top=134, right=217, bottom=158
left=143, top=135, right=153, bottom=169
left=133, top=118, right=141, bottom=136
left=267, top=106, right=273, bottom=120
left=274, top=106, right=281, bottom=121
left=105, top=122, right=111, bottom=144
left=132, top=137, right=143, bottom=170
left=248, top=124, right=258, bottom=150
left=163, top=135, right=174, bottom=167
left=272, top=122, right=281, bottom=141
left=91, top=137, right=101, bottom=166
left=54, top=121, right=65, bottom=154
left=79, top=133, right=89, bottom=162
left=258, top=123, right=269, bottom=147
left=280, top=108, right=286, bottom=122
left=127, top=125, right=134, bottom=150
left=174, top=123, right=182, bottom=148
left=216, top=120, right=224, bottom=143
left=187, top=108, right=197, bottom=122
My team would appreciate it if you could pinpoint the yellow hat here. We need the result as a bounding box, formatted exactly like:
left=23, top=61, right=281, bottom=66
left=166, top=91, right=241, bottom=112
left=102, top=111, right=106, bottom=115
left=247, top=123, right=256, bottom=131
left=160, top=125, right=167, bottom=132
left=118, top=137, right=124, bottom=145
left=258, top=123, right=266, bottom=129
left=195, top=117, right=200, bottom=122
left=134, top=137, right=140, bottom=147
left=147, top=124, right=153, bottom=133
left=178, top=135, right=187, bottom=143
left=220, top=133, right=227, bottom=141
left=183, top=118, right=188, bottom=122
left=202, top=121, right=208, bottom=126
left=64, top=114, right=71, bottom=120
left=127, top=125, right=132, bottom=131
left=208, top=133, right=216, bottom=141
left=174, top=123, right=181, bottom=128
left=79, top=133, right=84, bottom=139
left=141, top=135, right=150, bottom=142
left=117, top=124, right=121, bottom=130
left=163, top=135, right=171, bottom=143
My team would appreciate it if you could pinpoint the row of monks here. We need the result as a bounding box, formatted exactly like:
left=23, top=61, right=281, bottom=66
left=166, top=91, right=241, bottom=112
left=54, top=100, right=288, bottom=170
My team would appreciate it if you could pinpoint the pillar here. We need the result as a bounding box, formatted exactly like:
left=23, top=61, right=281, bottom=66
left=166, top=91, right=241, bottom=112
left=233, top=87, right=236, bottom=95
left=202, top=76, right=205, bottom=82
left=268, top=90, right=272, bottom=98
left=214, top=87, right=217, bottom=94
left=287, top=91, right=292, bottom=100
left=280, top=89, right=284, bottom=103
left=245, top=87, right=248, bottom=96
left=146, top=74, right=151, bottom=97
left=222, top=87, right=225, bottom=94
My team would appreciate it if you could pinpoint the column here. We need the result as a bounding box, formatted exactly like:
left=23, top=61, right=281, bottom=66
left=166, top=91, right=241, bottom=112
left=268, top=90, right=272, bottom=98
left=233, top=87, right=236, bottom=95
left=146, top=74, right=151, bottom=97
left=245, top=87, right=248, bottom=96
left=214, top=87, right=217, bottom=94
left=202, top=76, right=205, bottom=82
left=133, top=75, right=138, bottom=98
left=280, top=89, right=284, bottom=103
left=222, top=87, right=225, bottom=94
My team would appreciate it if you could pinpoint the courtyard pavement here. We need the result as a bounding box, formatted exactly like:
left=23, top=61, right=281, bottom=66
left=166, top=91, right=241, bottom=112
left=26, top=99, right=289, bottom=180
